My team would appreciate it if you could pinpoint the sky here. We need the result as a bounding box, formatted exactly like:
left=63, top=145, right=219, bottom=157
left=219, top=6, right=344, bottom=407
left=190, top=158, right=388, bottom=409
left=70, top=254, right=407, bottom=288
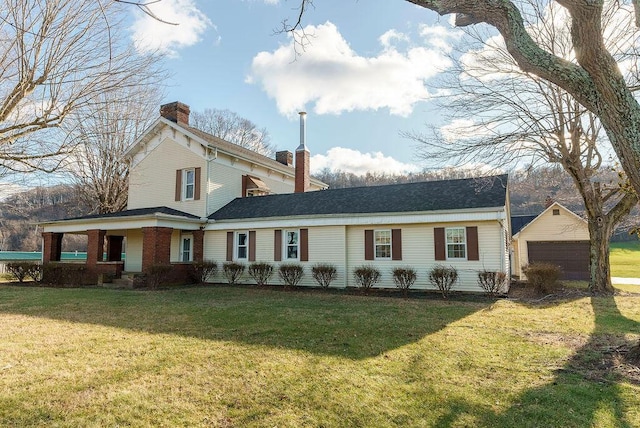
left=127, top=0, right=463, bottom=176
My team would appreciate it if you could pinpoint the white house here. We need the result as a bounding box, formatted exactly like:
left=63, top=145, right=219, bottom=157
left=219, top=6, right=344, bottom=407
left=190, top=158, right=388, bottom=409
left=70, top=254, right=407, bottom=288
left=40, top=102, right=511, bottom=292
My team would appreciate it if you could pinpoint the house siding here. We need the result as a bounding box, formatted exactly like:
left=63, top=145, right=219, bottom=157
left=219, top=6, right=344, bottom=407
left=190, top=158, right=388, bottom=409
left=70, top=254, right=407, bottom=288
left=128, top=133, right=207, bottom=217
left=513, top=205, right=589, bottom=278
left=204, top=220, right=506, bottom=292
left=346, top=222, right=505, bottom=291
left=206, top=155, right=297, bottom=215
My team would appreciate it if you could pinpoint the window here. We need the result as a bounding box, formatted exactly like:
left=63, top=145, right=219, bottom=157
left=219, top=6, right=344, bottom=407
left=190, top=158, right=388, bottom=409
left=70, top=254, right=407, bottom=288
left=446, top=227, right=466, bottom=259
left=181, top=236, right=192, bottom=262
left=552, top=209, right=560, bottom=216
left=375, top=230, right=391, bottom=259
left=236, top=232, right=248, bottom=260
left=183, top=168, right=195, bottom=200
left=285, top=230, right=299, bottom=259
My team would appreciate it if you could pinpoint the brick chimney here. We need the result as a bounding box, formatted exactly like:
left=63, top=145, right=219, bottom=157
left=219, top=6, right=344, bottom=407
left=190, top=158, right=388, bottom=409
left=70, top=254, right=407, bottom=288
left=276, top=150, right=293, bottom=166
left=295, top=112, right=310, bottom=193
left=160, top=101, right=190, bottom=125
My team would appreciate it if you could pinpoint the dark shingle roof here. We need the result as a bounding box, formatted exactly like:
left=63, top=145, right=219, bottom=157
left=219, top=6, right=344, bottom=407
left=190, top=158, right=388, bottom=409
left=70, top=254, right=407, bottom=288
left=210, top=175, right=508, bottom=221
left=510, top=214, right=538, bottom=235
left=57, top=206, right=200, bottom=222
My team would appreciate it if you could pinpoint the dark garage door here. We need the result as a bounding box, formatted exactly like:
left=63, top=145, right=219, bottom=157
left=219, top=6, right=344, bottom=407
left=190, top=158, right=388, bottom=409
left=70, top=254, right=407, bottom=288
left=527, top=241, right=590, bottom=281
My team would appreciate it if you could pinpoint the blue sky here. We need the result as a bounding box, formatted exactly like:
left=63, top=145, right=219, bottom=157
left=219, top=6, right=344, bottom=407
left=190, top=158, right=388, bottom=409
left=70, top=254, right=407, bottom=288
left=129, top=0, right=462, bottom=176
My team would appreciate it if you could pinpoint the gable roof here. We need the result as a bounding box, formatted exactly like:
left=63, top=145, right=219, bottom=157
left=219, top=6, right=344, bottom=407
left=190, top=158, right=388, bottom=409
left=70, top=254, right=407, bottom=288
left=510, top=215, right=538, bottom=235
left=512, top=201, right=586, bottom=238
left=210, top=175, right=508, bottom=221
left=126, top=117, right=327, bottom=188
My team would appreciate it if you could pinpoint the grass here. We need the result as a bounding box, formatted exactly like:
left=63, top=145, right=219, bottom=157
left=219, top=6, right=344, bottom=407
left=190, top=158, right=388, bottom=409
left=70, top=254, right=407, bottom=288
left=610, top=241, right=640, bottom=278
left=1, top=284, right=639, bottom=427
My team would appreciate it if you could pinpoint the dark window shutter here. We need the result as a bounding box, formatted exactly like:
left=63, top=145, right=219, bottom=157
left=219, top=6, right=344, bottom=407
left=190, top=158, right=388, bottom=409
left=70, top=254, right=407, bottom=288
left=226, top=231, right=234, bottom=261
left=392, top=229, right=402, bottom=260
left=434, top=227, right=445, bottom=261
left=300, top=228, right=308, bottom=262
left=364, top=229, right=374, bottom=260
left=467, top=226, right=479, bottom=261
left=194, top=167, right=201, bottom=200
left=248, top=230, right=256, bottom=262
left=274, top=230, right=282, bottom=261
left=175, top=169, right=182, bottom=201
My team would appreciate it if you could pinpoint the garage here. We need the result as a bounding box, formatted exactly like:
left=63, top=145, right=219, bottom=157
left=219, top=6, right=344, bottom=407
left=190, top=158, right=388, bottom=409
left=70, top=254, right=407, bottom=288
left=527, top=241, right=590, bottom=280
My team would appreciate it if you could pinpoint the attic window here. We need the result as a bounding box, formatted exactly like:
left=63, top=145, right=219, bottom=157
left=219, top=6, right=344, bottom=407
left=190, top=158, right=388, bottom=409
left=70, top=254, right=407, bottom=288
left=552, top=209, right=560, bottom=216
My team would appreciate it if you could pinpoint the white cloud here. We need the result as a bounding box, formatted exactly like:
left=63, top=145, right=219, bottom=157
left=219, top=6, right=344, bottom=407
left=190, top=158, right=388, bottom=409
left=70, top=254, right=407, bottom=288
left=310, top=147, right=421, bottom=176
left=130, top=0, right=212, bottom=56
left=248, top=22, right=455, bottom=117
left=440, top=119, right=496, bottom=142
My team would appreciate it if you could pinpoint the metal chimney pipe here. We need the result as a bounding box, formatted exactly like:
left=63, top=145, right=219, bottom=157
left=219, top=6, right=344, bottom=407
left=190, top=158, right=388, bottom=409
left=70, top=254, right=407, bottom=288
left=298, top=111, right=307, bottom=151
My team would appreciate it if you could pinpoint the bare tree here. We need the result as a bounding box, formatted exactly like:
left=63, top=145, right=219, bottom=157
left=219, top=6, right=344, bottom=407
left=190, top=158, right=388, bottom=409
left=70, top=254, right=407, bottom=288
left=405, top=0, right=637, bottom=293
left=190, top=108, right=274, bottom=157
left=64, top=86, right=164, bottom=214
left=0, top=0, right=164, bottom=174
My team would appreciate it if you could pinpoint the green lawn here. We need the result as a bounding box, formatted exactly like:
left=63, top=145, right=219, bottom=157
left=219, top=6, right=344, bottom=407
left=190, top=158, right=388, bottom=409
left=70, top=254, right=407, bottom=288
left=1, top=285, right=639, bottom=427
left=611, top=241, right=640, bottom=278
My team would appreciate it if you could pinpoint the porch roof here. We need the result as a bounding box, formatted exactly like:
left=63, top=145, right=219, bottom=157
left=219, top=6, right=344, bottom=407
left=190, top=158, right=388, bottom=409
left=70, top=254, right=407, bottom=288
left=39, top=206, right=204, bottom=234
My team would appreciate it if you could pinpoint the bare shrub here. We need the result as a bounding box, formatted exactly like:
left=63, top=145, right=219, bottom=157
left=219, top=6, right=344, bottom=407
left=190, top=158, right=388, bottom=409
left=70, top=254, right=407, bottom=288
left=189, top=260, right=218, bottom=284
left=223, top=262, right=245, bottom=285
left=523, top=262, right=562, bottom=294
left=146, top=264, right=172, bottom=289
left=311, top=263, right=338, bottom=288
left=477, top=270, right=507, bottom=296
left=248, top=262, right=274, bottom=286
left=392, top=267, right=417, bottom=297
left=6, top=262, right=40, bottom=283
left=278, top=263, right=304, bottom=288
left=428, top=265, right=458, bottom=298
left=353, top=265, right=381, bottom=292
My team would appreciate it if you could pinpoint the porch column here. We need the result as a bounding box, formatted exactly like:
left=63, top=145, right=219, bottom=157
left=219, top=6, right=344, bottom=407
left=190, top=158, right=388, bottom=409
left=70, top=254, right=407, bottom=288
left=42, top=232, right=63, bottom=263
left=141, top=227, right=173, bottom=271
left=86, top=229, right=106, bottom=266
left=193, top=230, right=204, bottom=262
left=106, top=236, right=124, bottom=261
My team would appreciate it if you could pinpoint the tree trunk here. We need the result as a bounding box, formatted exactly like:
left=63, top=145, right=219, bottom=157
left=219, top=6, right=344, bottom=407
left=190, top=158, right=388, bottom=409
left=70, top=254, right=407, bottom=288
left=587, top=218, right=614, bottom=295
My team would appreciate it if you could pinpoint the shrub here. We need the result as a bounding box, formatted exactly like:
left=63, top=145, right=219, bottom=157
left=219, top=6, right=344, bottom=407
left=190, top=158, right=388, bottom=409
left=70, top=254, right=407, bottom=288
left=392, top=267, right=417, bottom=297
left=41, top=263, right=86, bottom=287
left=477, top=270, right=508, bottom=296
left=353, top=265, right=381, bottom=292
left=248, top=262, right=274, bottom=286
left=6, top=262, right=41, bottom=283
left=223, top=262, right=245, bottom=285
left=311, top=263, right=338, bottom=288
left=522, top=262, right=562, bottom=294
left=145, top=264, right=172, bottom=289
left=189, top=260, right=218, bottom=284
left=428, top=265, right=458, bottom=298
left=278, top=263, right=304, bottom=288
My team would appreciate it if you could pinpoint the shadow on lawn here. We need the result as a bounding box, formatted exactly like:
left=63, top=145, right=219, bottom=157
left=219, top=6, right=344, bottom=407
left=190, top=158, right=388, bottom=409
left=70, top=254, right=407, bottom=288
left=434, top=295, right=640, bottom=427
left=0, top=285, right=489, bottom=360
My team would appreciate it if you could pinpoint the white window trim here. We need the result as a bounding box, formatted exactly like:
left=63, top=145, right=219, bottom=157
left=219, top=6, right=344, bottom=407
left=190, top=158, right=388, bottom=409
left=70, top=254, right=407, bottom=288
left=445, top=227, right=467, bottom=260
left=182, top=168, right=195, bottom=201
left=284, top=229, right=300, bottom=260
left=235, top=231, right=249, bottom=261
left=374, top=229, right=392, bottom=260
left=180, top=235, right=193, bottom=262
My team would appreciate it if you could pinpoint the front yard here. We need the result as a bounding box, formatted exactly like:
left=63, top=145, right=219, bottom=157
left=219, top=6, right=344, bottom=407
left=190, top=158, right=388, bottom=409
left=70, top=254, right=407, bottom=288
left=1, top=285, right=639, bottom=427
